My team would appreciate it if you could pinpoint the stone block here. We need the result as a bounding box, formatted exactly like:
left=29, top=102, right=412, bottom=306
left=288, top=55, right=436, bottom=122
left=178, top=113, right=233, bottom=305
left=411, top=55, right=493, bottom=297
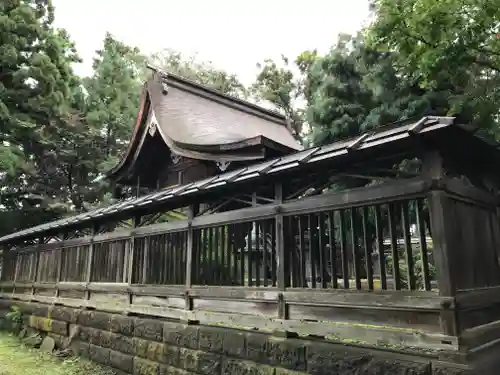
left=70, top=340, right=90, bottom=359
left=199, top=326, right=224, bottom=353
left=78, top=325, right=94, bottom=342
left=109, top=349, right=134, bottom=373
left=98, top=330, right=113, bottom=348
left=50, top=306, right=80, bottom=323
left=110, top=314, right=134, bottom=336
left=135, top=317, right=163, bottom=342
left=91, top=311, right=112, bottom=331
left=50, top=320, right=69, bottom=336
left=159, top=364, right=194, bottom=375
left=134, top=337, right=150, bottom=359
left=306, top=342, right=431, bottom=375
left=163, top=322, right=199, bottom=349
left=275, top=368, right=308, bottom=375
left=267, top=337, right=306, bottom=371
left=40, top=336, right=56, bottom=353
left=133, top=357, right=159, bottom=375
left=89, top=343, right=111, bottom=366
left=110, top=331, right=135, bottom=355
left=432, top=365, right=469, bottom=374
left=16, top=302, right=35, bottom=315
left=179, top=348, right=199, bottom=373
left=246, top=332, right=269, bottom=363
left=222, top=358, right=275, bottom=375
left=163, top=344, right=180, bottom=367
left=197, top=351, right=222, bottom=375
left=77, top=310, right=93, bottom=326
left=222, top=329, right=246, bottom=357
left=0, top=299, right=12, bottom=310
left=33, top=303, right=49, bottom=317
left=178, top=348, right=221, bottom=375
left=29, top=316, right=53, bottom=332
left=77, top=310, right=111, bottom=330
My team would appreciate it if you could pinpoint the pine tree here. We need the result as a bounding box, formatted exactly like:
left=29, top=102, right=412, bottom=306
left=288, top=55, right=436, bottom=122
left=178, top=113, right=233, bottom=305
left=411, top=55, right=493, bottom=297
left=0, top=0, right=81, bottom=235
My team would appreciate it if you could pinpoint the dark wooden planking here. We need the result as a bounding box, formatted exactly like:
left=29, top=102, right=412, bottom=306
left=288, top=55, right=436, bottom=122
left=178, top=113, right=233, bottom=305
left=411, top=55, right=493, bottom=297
left=374, top=205, right=387, bottom=290
left=361, top=207, right=374, bottom=291
left=339, top=210, right=349, bottom=289
left=287, top=303, right=441, bottom=331
left=401, top=201, right=416, bottom=290
left=388, top=203, right=401, bottom=290
left=350, top=209, right=361, bottom=290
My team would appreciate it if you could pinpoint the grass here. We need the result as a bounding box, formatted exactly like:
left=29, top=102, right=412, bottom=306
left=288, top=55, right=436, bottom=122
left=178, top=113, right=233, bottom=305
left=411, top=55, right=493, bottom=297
left=0, top=333, right=114, bottom=375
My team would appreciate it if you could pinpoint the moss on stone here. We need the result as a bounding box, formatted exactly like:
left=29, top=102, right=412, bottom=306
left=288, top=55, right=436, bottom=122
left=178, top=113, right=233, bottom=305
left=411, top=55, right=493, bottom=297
left=29, top=316, right=53, bottom=332
left=133, top=357, right=159, bottom=375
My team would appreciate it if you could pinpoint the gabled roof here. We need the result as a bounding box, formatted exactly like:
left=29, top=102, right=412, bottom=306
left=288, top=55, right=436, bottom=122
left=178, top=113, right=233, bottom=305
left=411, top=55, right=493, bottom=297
left=107, top=69, right=302, bottom=184
left=2, top=116, right=496, bottom=245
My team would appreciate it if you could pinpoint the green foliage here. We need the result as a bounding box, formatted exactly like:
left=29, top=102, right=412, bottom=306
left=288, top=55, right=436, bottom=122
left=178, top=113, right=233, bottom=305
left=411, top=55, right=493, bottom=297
left=5, top=306, right=23, bottom=327
left=367, top=0, right=500, bottom=137
left=149, top=49, right=248, bottom=98
left=386, top=248, right=436, bottom=290
left=0, top=0, right=83, bottom=234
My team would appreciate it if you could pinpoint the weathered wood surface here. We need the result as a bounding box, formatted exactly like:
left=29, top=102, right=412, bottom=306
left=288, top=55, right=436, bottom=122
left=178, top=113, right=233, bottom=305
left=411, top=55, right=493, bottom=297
left=3, top=169, right=500, bottom=356
left=0, top=283, right=457, bottom=351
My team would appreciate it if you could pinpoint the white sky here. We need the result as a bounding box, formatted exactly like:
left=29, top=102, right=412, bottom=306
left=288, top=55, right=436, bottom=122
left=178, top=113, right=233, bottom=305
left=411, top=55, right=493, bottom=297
left=52, top=0, right=370, bottom=85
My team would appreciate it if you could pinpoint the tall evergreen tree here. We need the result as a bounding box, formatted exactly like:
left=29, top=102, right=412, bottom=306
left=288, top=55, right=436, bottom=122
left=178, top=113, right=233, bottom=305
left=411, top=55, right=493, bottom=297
left=0, top=0, right=81, bottom=235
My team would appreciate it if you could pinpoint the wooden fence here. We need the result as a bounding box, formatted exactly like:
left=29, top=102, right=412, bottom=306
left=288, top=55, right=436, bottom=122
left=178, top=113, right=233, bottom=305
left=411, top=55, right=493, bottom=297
left=1, top=175, right=500, bottom=354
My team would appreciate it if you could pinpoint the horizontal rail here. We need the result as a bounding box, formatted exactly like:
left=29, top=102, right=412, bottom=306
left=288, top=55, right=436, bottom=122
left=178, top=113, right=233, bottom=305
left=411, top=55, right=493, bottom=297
left=10, top=177, right=433, bottom=252
left=0, top=282, right=450, bottom=311
left=0, top=282, right=458, bottom=351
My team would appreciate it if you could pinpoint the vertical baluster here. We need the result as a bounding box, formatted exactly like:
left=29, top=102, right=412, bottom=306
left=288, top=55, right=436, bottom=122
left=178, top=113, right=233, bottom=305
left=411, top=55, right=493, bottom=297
left=308, top=214, right=317, bottom=288
left=375, top=205, right=387, bottom=290
left=239, top=225, right=245, bottom=286
left=262, top=222, right=268, bottom=287
left=402, top=201, right=415, bottom=290
left=339, top=210, right=349, bottom=289
left=362, top=207, right=374, bottom=290
left=298, top=216, right=306, bottom=287
left=271, top=219, right=277, bottom=287
left=247, top=223, right=253, bottom=287
left=350, top=209, right=361, bottom=290
left=220, top=226, right=227, bottom=285
left=416, top=199, right=431, bottom=291
left=318, top=213, right=327, bottom=288
left=388, top=203, right=401, bottom=290
left=255, top=222, right=261, bottom=287
left=327, top=212, right=337, bottom=289
left=214, top=226, right=220, bottom=285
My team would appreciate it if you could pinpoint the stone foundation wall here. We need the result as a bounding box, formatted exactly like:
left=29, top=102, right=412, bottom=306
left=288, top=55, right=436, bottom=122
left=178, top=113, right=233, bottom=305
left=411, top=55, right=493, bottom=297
left=0, top=299, right=477, bottom=375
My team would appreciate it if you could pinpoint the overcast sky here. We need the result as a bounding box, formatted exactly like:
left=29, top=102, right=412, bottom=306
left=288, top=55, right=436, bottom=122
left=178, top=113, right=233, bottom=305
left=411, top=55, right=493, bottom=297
left=51, top=0, right=371, bottom=85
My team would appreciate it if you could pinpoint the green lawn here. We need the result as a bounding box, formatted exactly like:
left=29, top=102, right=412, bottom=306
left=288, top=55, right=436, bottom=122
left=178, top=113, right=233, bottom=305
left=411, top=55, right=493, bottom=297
left=0, top=333, right=113, bottom=375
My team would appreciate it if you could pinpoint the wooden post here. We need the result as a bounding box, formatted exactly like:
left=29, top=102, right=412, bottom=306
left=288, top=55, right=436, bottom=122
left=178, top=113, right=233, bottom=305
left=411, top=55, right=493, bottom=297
left=274, top=183, right=288, bottom=319
left=13, top=244, right=20, bottom=286
left=85, top=223, right=98, bottom=300
left=127, top=215, right=140, bottom=285
left=31, top=236, right=42, bottom=297
left=185, top=205, right=198, bottom=289
left=424, top=151, right=458, bottom=335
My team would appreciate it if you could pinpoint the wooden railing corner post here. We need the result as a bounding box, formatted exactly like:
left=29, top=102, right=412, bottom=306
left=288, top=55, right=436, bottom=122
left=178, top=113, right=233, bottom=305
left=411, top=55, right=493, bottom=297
left=274, top=183, right=288, bottom=297
left=85, top=222, right=98, bottom=300
left=423, top=150, right=459, bottom=336
left=185, top=204, right=198, bottom=290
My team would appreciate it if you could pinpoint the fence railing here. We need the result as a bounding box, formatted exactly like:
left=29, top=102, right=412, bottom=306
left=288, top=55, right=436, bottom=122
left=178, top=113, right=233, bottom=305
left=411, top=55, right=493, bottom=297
left=2, top=176, right=500, bottom=353
left=3, top=178, right=436, bottom=293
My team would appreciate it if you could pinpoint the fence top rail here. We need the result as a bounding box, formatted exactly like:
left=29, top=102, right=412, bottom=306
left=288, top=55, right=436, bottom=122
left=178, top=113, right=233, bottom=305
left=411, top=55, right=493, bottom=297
left=1, top=116, right=497, bottom=246
left=8, top=176, right=436, bottom=253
